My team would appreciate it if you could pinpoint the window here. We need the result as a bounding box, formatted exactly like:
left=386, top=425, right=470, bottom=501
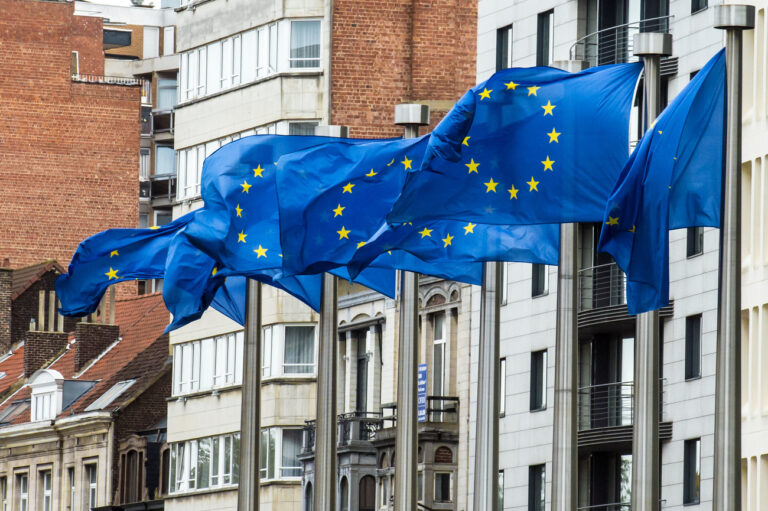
left=32, top=392, right=54, bottom=421
left=532, top=264, right=548, bottom=297
left=71, top=51, right=79, bottom=76
left=16, top=473, right=27, bottom=511
left=40, top=470, right=52, bottom=511
left=692, top=0, right=707, bottom=14
left=68, top=468, right=75, bottom=511
left=434, top=472, right=452, bottom=502
left=685, top=315, right=702, bottom=380
left=498, top=470, right=505, bottom=510
left=0, top=476, right=7, bottom=511
left=85, top=380, right=136, bottom=411
left=501, top=262, right=509, bottom=305
left=139, top=148, right=151, bottom=179
left=86, top=464, right=97, bottom=509
left=262, top=324, right=316, bottom=377
left=536, top=10, right=554, bottom=67
left=530, top=350, right=547, bottom=411
left=260, top=428, right=302, bottom=480
left=288, top=121, right=319, bottom=136
left=290, top=21, right=321, bottom=68
left=687, top=227, right=703, bottom=257
left=380, top=476, right=389, bottom=507
left=156, top=77, right=177, bottom=110
left=417, top=472, right=424, bottom=502
left=155, top=145, right=176, bottom=176
left=169, top=433, right=240, bottom=493
left=496, top=24, right=513, bottom=71
left=432, top=312, right=447, bottom=395
left=683, top=438, right=701, bottom=504
left=499, top=358, right=507, bottom=416
left=139, top=214, right=148, bottom=229
left=155, top=212, right=172, bottom=227
left=172, top=332, right=244, bottom=395
left=528, top=464, right=545, bottom=511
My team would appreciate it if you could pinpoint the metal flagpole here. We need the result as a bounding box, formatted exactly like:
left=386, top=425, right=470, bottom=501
left=393, top=103, right=429, bottom=511
left=313, top=125, right=349, bottom=511
left=473, top=261, right=502, bottom=511
left=713, top=6, right=754, bottom=510
left=630, top=32, right=672, bottom=511
left=549, top=59, right=588, bottom=511
left=238, top=279, right=262, bottom=511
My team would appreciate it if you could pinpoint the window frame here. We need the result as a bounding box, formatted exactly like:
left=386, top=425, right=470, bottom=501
left=536, top=10, right=554, bottom=67
left=40, top=469, right=52, bottom=511
left=259, top=427, right=303, bottom=481
left=261, top=324, right=317, bottom=379
left=530, top=350, right=547, bottom=411
left=16, top=472, right=28, bottom=511
left=685, top=314, right=702, bottom=380
left=169, top=433, right=240, bottom=494
left=496, top=24, right=513, bottom=71
left=499, top=357, right=507, bottom=417
left=683, top=438, right=701, bottom=504
left=433, top=472, right=453, bottom=503
left=289, top=20, right=322, bottom=69
left=531, top=264, right=548, bottom=297
left=686, top=227, right=704, bottom=257
left=172, top=331, right=244, bottom=396
left=85, top=463, right=97, bottom=510
left=528, top=464, right=545, bottom=511
left=691, top=0, right=707, bottom=14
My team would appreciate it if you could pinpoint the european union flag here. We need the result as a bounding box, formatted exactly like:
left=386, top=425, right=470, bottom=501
left=598, top=50, right=725, bottom=314
left=387, top=62, right=643, bottom=226
left=275, top=135, right=559, bottom=281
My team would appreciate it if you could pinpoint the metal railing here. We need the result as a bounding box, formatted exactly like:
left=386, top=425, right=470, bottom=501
left=338, top=411, right=382, bottom=445
left=569, top=16, right=672, bottom=67
left=578, top=262, right=626, bottom=311
left=149, top=174, right=176, bottom=203
left=71, top=74, right=144, bottom=87
left=577, top=380, right=667, bottom=431
left=380, top=396, right=460, bottom=429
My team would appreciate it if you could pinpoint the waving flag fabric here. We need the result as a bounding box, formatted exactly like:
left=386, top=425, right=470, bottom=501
left=598, top=50, right=725, bottom=314
left=386, top=62, right=643, bottom=226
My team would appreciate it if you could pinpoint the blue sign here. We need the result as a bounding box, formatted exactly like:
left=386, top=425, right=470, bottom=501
left=417, top=363, right=428, bottom=423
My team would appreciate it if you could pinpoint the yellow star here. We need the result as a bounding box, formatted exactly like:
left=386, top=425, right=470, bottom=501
left=484, top=178, right=498, bottom=193
left=333, top=204, right=345, bottom=217
left=527, top=86, right=540, bottom=96
left=342, top=182, right=355, bottom=194
left=507, top=185, right=519, bottom=199
left=541, top=156, right=555, bottom=171
left=356, top=241, right=366, bottom=249
left=504, top=80, right=518, bottom=90
left=149, top=226, right=160, bottom=230
left=253, top=165, right=265, bottom=178
left=237, top=231, right=247, bottom=243
left=337, top=226, right=351, bottom=240
left=105, top=267, right=119, bottom=280
left=211, top=266, right=218, bottom=276
left=465, top=159, right=480, bottom=174
left=442, top=233, right=454, bottom=247
left=478, top=88, right=492, bottom=100
left=547, top=128, right=561, bottom=143
left=629, top=225, right=636, bottom=232
left=235, top=204, right=243, bottom=217
left=463, top=222, right=476, bottom=235
left=419, top=227, right=433, bottom=238
left=541, top=101, right=556, bottom=116
left=462, top=136, right=470, bottom=146
left=254, top=245, right=268, bottom=258
left=527, top=177, right=539, bottom=192
left=606, top=216, right=619, bottom=226
left=240, top=180, right=251, bottom=193
left=365, top=169, right=378, bottom=177
left=387, top=158, right=395, bottom=166
left=658, top=130, right=663, bottom=135
left=109, top=250, right=119, bottom=258
left=401, top=156, right=412, bottom=170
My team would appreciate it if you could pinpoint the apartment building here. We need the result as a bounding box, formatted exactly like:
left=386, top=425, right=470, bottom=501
left=475, top=0, right=764, bottom=509
left=164, top=0, right=476, bottom=509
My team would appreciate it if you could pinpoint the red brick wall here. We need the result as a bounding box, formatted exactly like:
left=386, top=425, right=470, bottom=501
left=0, top=270, right=11, bottom=353
left=23, top=330, right=68, bottom=377
left=0, top=0, right=140, bottom=270
left=74, top=323, right=119, bottom=372
left=11, top=271, right=80, bottom=346
left=330, top=0, right=477, bottom=138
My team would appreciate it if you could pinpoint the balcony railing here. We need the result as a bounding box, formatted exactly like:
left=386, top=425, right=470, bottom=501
left=578, top=380, right=667, bottom=431
left=71, top=74, right=144, bottom=87
left=381, top=396, right=459, bottom=429
left=569, top=16, right=672, bottom=67
left=149, top=174, right=176, bottom=203
left=301, top=411, right=383, bottom=454
left=578, top=262, right=626, bottom=312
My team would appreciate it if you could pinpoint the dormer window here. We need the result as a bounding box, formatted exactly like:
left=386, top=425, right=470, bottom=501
left=28, top=369, right=64, bottom=422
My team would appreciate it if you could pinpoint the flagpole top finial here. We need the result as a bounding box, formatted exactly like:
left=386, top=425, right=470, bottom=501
left=633, top=33, right=673, bottom=57
left=714, top=4, right=755, bottom=30
left=394, top=104, right=430, bottom=127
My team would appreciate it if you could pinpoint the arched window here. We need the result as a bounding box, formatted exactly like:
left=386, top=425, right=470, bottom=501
left=340, top=477, right=349, bottom=511
left=359, top=475, right=375, bottom=511
left=305, top=482, right=313, bottom=511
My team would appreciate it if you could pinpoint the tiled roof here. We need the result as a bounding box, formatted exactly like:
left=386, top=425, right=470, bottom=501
left=0, top=345, right=25, bottom=397
left=0, top=292, right=170, bottom=426
left=11, top=261, right=66, bottom=300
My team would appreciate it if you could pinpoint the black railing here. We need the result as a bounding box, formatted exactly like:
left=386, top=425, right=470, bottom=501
left=338, top=411, right=382, bottom=445
left=381, top=396, right=460, bottom=429
left=569, top=16, right=672, bottom=67
left=577, top=380, right=666, bottom=431
left=578, top=262, right=626, bottom=311
left=149, top=175, right=176, bottom=202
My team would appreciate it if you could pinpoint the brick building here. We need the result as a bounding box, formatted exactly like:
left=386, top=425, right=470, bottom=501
left=0, top=0, right=141, bottom=270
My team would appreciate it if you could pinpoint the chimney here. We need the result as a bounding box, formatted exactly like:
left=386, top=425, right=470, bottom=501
left=0, top=269, right=11, bottom=353
left=23, top=330, right=69, bottom=377
left=74, top=322, right=120, bottom=372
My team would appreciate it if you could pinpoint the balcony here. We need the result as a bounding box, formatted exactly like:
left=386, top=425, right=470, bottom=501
left=577, top=381, right=672, bottom=449
left=569, top=16, right=672, bottom=68
left=149, top=175, right=176, bottom=206
left=379, top=396, right=460, bottom=429
left=579, top=262, right=626, bottom=312
left=301, top=411, right=383, bottom=455
left=152, top=109, right=175, bottom=142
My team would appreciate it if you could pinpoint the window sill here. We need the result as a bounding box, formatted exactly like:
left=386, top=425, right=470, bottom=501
left=529, top=406, right=548, bottom=413
left=686, top=252, right=703, bottom=259
left=166, top=485, right=237, bottom=499
left=167, top=384, right=241, bottom=402
left=259, top=478, right=302, bottom=487
left=261, top=375, right=317, bottom=385
left=685, top=375, right=702, bottom=382
left=532, top=291, right=549, bottom=299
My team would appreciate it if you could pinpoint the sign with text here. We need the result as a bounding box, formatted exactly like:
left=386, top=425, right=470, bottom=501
left=418, top=363, right=428, bottom=422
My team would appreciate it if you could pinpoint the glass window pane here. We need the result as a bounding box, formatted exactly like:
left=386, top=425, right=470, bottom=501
left=197, top=438, right=210, bottom=489
left=207, top=41, right=221, bottom=94
left=242, top=30, right=257, bottom=83
left=156, top=77, right=177, bottom=110
left=281, top=429, right=302, bottom=477
left=284, top=326, right=315, bottom=374
left=290, top=21, right=320, bottom=68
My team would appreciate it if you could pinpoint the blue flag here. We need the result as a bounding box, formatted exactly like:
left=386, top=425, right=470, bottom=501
left=386, top=62, right=643, bottom=226
left=597, top=50, right=725, bottom=314
left=276, top=136, right=560, bottom=281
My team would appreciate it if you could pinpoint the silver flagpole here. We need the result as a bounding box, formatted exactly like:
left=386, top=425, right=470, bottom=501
left=713, top=5, right=754, bottom=510
left=473, top=261, right=502, bottom=511
left=238, top=279, right=262, bottom=511
left=313, top=125, right=349, bottom=511
left=550, top=59, right=588, bottom=511
left=631, top=32, right=672, bottom=511
left=393, top=103, right=429, bottom=511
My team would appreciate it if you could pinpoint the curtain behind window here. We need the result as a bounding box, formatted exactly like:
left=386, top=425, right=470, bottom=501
left=284, top=326, right=314, bottom=373
left=290, top=21, right=320, bottom=68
